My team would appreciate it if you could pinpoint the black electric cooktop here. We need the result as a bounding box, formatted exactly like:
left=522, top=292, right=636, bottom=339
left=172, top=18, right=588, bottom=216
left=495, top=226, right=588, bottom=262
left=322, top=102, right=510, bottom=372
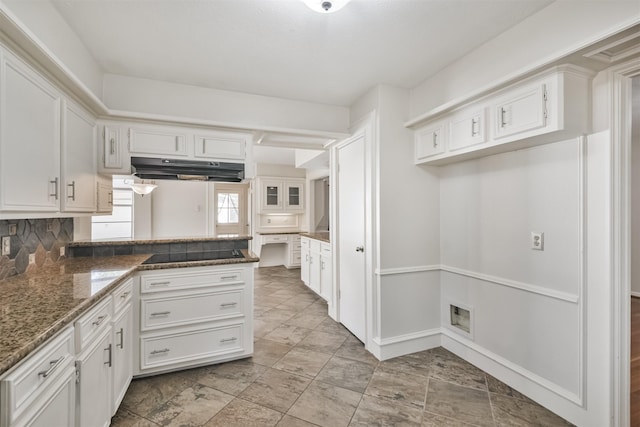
left=142, top=249, right=244, bottom=264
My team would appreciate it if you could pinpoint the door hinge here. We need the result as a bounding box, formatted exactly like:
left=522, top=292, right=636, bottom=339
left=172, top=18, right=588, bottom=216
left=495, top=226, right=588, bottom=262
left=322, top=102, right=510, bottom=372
left=75, top=363, right=80, bottom=384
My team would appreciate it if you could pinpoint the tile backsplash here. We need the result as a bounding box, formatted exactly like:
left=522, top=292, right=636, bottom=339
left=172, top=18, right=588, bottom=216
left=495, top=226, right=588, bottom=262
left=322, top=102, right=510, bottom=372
left=0, top=218, right=73, bottom=279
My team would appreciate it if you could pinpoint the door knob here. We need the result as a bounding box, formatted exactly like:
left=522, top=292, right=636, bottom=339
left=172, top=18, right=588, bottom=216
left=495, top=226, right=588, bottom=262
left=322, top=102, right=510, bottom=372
left=356, top=246, right=364, bottom=252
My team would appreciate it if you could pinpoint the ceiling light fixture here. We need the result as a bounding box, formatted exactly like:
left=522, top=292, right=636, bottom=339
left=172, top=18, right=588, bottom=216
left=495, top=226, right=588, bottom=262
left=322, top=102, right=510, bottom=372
left=125, top=177, right=157, bottom=196
left=303, top=0, right=351, bottom=14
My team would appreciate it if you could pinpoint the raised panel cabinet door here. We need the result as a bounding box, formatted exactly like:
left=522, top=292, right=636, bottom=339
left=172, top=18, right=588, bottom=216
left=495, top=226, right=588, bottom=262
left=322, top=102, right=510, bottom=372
left=62, top=100, right=97, bottom=212
left=493, top=82, right=547, bottom=140
left=128, top=128, right=188, bottom=156
left=320, top=251, right=332, bottom=302
left=284, top=181, right=304, bottom=212
left=194, top=132, right=247, bottom=160
left=102, top=126, right=122, bottom=170
left=414, top=122, right=445, bottom=163
left=19, top=366, right=76, bottom=427
left=76, top=329, right=112, bottom=427
left=309, top=249, right=321, bottom=294
left=96, top=179, right=113, bottom=213
left=0, top=50, right=61, bottom=211
left=448, top=108, right=487, bottom=151
left=112, top=304, right=133, bottom=415
left=300, top=238, right=310, bottom=285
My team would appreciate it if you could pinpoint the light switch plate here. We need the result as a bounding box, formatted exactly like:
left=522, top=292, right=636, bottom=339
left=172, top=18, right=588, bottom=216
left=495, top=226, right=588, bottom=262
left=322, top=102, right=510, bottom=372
left=531, top=231, right=544, bottom=251
left=1, top=236, right=9, bottom=256
left=59, top=246, right=66, bottom=257
left=28, top=253, right=35, bottom=264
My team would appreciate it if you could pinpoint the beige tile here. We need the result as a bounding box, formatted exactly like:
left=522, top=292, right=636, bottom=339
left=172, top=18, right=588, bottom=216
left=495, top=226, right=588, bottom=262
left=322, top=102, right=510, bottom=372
left=377, top=352, right=431, bottom=379
left=287, top=381, right=362, bottom=427
left=296, top=330, right=347, bottom=354
left=350, top=395, right=423, bottom=426
left=239, top=368, right=312, bottom=412
left=490, top=393, right=574, bottom=426
left=264, top=324, right=313, bottom=346
left=277, top=415, right=320, bottom=427
left=285, top=312, right=328, bottom=329
left=254, top=318, right=283, bottom=337
left=422, top=411, right=476, bottom=427
left=121, top=371, right=194, bottom=417
left=258, top=307, right=299, bottom=323
left=365, top=368, right=428, bottom=409
left=486, top=373, right=530, bottom=401
left=429, top=352, right=487, bottom=391
left=190, top=359, right=267, bottom=395
left=315, top=318, right=351, bottom=337
left=111, top=407, right=160, bottom=427
left=251, top=338, right=292, bottom=367
left=315, top=356, right=375, bottom=393
left=273, top=348, right=332, bottom=378
left=423, top=379, right=493, bottom=427
left=146, top=384, right=233, bottom=426
left=334, top=335, right=379, bottom=367
left=204, top=398, right=283, bottom=427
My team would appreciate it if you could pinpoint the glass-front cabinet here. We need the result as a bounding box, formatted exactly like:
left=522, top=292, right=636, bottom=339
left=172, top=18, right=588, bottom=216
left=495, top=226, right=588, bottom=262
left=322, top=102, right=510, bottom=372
left=257, top=177, right=304, bottom=213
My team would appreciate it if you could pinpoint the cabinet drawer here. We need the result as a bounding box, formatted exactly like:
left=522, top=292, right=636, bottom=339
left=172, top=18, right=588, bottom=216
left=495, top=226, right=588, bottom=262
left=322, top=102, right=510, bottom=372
left=321, top=243, right=331, bottom=256
left=291, top=235, right=301, bottom=243
left=0, top=327, right=74, bottom=426
left=112, top=278, right=133, bottom=314
left=75, top=297, right=113, bottom=352
left=262, top=234, right=288, bottom=244
left=300, top=238, right=309, bottom=249
left=141, top=289, right=245, bottom=331
left=291, top=251, right=302, bottom=265
left=415, top=122, right=446, bottom=162
left=140, top=268, right=244, bottom=294
left=140, top=324, right=245, bottom=370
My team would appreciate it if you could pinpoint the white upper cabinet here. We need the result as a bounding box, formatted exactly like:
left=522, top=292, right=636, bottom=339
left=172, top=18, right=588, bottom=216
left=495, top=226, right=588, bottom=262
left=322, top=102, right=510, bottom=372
left=102, top=125, right=123, bottom=171
left=256, top=177, right=305, bottom=214
left=284, top=180, right=304, bottom=212
left=0, top=49, right=61, bottom=212
left=194, top=130, right=247, bottom=161
left=128, top=127, right=188, bottom=157
left=411, top=65, right=593, bottom=166
left=61, top=99, right=97, bottom=212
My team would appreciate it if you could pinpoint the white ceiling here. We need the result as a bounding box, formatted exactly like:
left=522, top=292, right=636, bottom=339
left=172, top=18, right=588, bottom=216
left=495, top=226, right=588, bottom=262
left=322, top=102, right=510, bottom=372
left=51, top=0, right=552, bottom=107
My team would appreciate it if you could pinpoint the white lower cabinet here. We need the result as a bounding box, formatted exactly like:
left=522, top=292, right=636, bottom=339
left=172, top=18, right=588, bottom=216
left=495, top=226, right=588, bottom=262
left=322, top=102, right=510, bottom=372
left=75, top=328, right=112, bottom=427
left=111, top=279, right=133, bottom=414
left=300, top=237, right=332, bottom=301
left=135, top=264, right=254, bottom=376
left=0, top=327, right=75, bottom=427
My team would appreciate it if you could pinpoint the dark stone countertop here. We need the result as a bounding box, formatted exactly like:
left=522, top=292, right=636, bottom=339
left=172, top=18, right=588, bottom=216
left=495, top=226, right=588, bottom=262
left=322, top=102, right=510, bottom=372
left=300, top=232, right=330, bottom=243
left=68, top=235, right=253, bottom=247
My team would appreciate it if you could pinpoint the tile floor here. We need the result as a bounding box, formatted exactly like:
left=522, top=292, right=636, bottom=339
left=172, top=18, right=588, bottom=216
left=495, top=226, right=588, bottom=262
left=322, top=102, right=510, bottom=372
left=111, top=266, right=573, bottom=427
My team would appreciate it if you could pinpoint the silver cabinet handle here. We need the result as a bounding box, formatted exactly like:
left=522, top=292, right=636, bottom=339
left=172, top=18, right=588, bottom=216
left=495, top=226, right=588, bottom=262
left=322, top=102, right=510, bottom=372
left=175, top=136, right=180, bottom=152
left=104, top=344, right=112, bottom=367
left=120, top=291, right=129, bottom=299
left=471, top=118, right=479, bottom=136
left=67, top=181, right=76, bottom=201
left=150, top=281, right=170, bottom=286
left=221, top=275, right=237, bottom=280
left=202, top=138, right=206, bottom=153
left=500, top=107, right=508, bottom=127
left=38, top=356, right=65, bottom=378
left=110, top=138, right=116, bottom=155
left=108, top=191, right=113, bottom=205
left=356, top=246, right=364, bottom=252
left=321, top=260, right=325, bottom=270
left=432, top=132, right=438, bottom=148
left=50, top=177, right=59, bottom=200
left=220, top=337, right=237, bottom=343
left=150, top=348, right=170, bottom=355
left=220, top=302, right=237, bottom=308
left=92, top=315, right=107, bottom=326
left=116, top=327, right=124, bottom=349
left=150, top=311, right=171, bottom=316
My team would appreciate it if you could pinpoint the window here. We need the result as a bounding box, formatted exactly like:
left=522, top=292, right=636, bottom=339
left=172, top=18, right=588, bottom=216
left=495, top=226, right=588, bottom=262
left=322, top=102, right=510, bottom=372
left=91, top=176, right=134, bottom=239
left=217, top=193, right=239, bottom=224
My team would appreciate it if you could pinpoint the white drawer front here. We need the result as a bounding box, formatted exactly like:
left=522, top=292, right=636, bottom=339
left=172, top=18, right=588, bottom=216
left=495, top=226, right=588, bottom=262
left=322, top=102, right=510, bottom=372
left=112, top=278, right=133, bottom=314
left=291, top=235, right=301, bottom=243
left=141, top=289, right=244, bottom=331
left=291, top=251, right=302, bottom=265
left=75, top=297, right=113, bottom=352
left=140, top=324, right=244, bottom=370
left=321, top=243, right=331, bottom=255
left=140, top=269, right=244, bottom=294
left=1, top=327, right=74, bottom=426
left=262, top=234, right=288, bottom=244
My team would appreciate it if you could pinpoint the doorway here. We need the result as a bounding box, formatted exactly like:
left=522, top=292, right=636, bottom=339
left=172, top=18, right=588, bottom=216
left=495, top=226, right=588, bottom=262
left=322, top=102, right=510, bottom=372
left=213, top=183, right=249, bottom=237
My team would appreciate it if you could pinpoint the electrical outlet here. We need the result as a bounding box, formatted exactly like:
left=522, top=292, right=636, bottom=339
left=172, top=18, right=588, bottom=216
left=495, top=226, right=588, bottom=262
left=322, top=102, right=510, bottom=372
left=531, top=231, right=544, bottom=251
left=59, top=246, right=66, bottom=257
left=1, top=236, right=9, bottom=256
left=28, top=253, right=35, bottom=264
left=8, top=224, right=16, bottom=235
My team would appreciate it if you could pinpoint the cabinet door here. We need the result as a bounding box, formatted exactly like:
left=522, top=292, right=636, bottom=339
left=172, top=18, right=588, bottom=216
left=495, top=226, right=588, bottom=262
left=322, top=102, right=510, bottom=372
left=493, top=82, right=547, bottom=140
left=449, top=108, right=487, bottom=151
left=284, top=180, right=304, bottom=212
left=96, top=178, right=113, bottom=213
left=102, top=126, right=123, bottom=170
left=194, top=131, right=247, bottom=160
left=414, top=122, right=445, bottom=163
left=62, top=100, right=96, bottom=212
left=19, top=366, right=76, bottom=427
left=0, top=50, right=61, bottom=212
left=309, top=241, right=321, bottom=294
left=128, top=128, right=188, bottom=157
left=300, top=238, right=310, bottom=285
left=112, top=304, right=133, bottom=414
left=261, top=180, right=282, bottom=211
left=320, top=248, right=332, bottom=302
left=76, top=329, right=112, bottom=427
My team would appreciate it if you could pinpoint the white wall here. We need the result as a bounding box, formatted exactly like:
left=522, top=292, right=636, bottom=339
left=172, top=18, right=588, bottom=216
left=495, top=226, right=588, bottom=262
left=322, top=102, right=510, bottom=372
left=409, top=1, right=640, bottom=118
left=104, top=74, right=350, bottom=134
left=148, top=180, right=209, bottom=238
left=2, top=0, right=104, bottom=98
left=632, top=77, right=640, bottom=296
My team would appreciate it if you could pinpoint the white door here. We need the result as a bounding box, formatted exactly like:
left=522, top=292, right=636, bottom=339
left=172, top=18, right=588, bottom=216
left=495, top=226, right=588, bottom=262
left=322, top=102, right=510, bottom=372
left=337, top=134, right=366, bottom=341
left=214, top=183, right=249, bottom=236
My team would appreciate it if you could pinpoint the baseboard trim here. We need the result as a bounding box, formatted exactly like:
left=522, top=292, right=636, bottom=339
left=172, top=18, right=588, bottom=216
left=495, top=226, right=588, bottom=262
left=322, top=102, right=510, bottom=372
left=370, top=329, right=441, bottom=361
left=440, top=329, right=582, bottom=407
left=376, top=265, right=440, bottom=276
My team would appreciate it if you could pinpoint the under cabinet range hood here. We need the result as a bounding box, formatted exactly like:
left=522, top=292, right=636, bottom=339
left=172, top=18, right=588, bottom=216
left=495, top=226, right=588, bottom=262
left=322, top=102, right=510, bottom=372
left=131, top=157, right=244, bottom=182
